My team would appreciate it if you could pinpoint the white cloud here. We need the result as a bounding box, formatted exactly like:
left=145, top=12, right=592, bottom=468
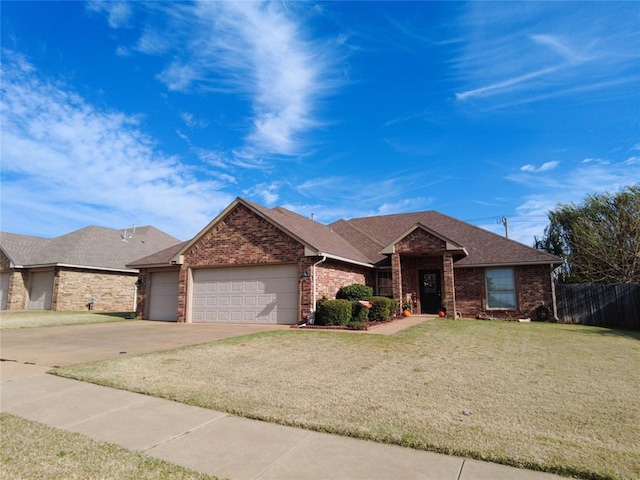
left=520, top=161, right=559, bottom=173
left=86, top=0, right=133, bottom=29
left=506, top=155, right=640, bottom=244
left=0, top=50, right=233, bottom=238
left=100, top=1, right=338, bottom=161
left=454, top=2, right=640, bottom=107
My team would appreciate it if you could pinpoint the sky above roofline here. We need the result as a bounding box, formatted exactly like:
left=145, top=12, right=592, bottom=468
left=1, top=1, right=638, bottom=246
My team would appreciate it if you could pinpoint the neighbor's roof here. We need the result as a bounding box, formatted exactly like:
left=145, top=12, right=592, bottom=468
left=330, top=210, right=561, bottom=267
left=0, top=226, right=181, bottom=272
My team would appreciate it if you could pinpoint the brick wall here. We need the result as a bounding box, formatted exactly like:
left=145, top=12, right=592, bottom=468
left=315, top=259, right=373, bottom=300
left=52, top=268, right=137, bottom=312
left=395, top=228, right=446, bottom=253
left=1, top=251, right=28, bottom=309
left=453, top=265, right=554, bottom=319
left=177, top=204, right=306, bottom=322
left=184, top=205, right=303, bottom=267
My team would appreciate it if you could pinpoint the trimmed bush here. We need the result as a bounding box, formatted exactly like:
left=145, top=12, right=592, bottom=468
left=367, top=296, right=397, bottom=322
left=347, top=320, right=367, bottom=330
left=315, top=299, right=353, bottom=326
left=336, top=284, right=373, bottom=301
left=351, top=301, right=370, bottom=323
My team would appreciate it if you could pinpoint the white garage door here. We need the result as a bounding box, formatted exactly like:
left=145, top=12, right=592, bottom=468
left=1, top=273, right=10, bottom=310
left=28, top=271, right=54, bottom=310
left=192, top=265, right=298, bottom=324
left=148, top=271, right=179, bottom=321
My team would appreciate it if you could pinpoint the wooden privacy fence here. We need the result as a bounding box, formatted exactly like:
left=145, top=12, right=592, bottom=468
left=556, top=283, right=640, bottom=330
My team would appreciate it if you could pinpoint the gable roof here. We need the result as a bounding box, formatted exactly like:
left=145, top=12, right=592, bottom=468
left=330, top=210, right=561, bottom=267
left=1, top=226, right=181, bottom=272
left=173, top=198, right=372, bottom=267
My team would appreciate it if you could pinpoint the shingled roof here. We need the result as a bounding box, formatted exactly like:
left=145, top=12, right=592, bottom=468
left=124, top=198, right=560, bottom=269
left=330, top=210, right=561, bottom=267
left=1, top=226, right=181, bottom=272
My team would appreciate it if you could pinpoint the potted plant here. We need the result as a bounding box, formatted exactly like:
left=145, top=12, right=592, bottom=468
left=438, top=304, right=447, bottom=317
left=402, top=301, right=412, bottom=317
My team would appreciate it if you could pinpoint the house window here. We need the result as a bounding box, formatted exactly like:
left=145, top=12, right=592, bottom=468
left=485, top=268, right=516, bottom=309
left=376, top=271, right=393, bottom=297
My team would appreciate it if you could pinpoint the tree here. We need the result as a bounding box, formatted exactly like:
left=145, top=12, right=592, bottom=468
left=534, top=185, right=640, bottom=284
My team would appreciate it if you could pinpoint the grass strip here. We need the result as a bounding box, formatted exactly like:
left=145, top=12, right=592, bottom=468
left=0, top=311, right=130, bottom=329
left=0, top=413, right=219, bottom=480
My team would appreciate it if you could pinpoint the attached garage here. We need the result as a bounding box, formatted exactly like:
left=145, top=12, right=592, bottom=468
left=191, top=264, right=298, bottom=324
left=28, top=271, right=54, bottom=310
left=1, top=272, right=10, bottom=310
left=148, top=271, right=179, bottom=321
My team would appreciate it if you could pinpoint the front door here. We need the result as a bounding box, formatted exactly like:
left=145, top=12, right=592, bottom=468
left=419, top=270, right=441, bottom=314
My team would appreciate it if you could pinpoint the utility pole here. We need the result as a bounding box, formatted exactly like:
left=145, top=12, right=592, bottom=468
left=498, top=216, right=509, bottom=239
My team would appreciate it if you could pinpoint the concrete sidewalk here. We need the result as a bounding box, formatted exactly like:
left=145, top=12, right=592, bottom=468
left=1, top=363, right=565, bottom=480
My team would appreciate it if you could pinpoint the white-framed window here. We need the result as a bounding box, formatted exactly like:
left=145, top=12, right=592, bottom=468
left=485, top=268, right=516, bottom=309
left=376, top=270, right=393, bottom=297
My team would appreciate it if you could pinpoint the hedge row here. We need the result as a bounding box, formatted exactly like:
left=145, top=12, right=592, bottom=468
left=314, top=296, right=398, bottom=329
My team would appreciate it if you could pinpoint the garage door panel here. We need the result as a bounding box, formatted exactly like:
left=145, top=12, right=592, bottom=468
left=1, top=273, right=10, bottom=310
left=148, top=271, right=179, bottom=321
left=192, top=265, right=297, bottom=325
left=28, top=271, right=54, bottom=310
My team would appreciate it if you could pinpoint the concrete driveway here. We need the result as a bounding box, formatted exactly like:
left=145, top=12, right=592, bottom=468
left=1, top=320, right=288, bottom=369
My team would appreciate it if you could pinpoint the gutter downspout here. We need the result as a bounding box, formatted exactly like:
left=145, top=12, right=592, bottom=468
left=311, top=255, right=327, bottom=323
left=550, top=263, right=558, bottom=320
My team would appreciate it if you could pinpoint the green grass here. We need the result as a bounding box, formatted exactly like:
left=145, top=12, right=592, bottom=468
left=0, top=310, right=131, bottom=329
left=0, top=413, right=218, bottom=480
left=53, top=319, right=640, bottom=480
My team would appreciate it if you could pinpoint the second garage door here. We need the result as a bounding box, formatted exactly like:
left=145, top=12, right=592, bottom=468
left=192, top=265, right=298, bottom=324
left=148, top=271, right=180, bottom=321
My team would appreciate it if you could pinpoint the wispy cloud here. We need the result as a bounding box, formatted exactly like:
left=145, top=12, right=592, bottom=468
left=520, top=161, right=559, bottom=173
left=454, top=2, right=640, bottom=107
left=0, top=49, right=233, bottom=238
left=96, top=1, right=338, bottom=162
left=503, top=155, right=640, bottom=244
left=86, top=0, right=133, bottom=29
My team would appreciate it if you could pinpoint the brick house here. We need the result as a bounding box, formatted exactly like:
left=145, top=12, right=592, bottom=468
left=0, top=226, right=180, bottom=312
left=130, top=197, right=561, bottom=324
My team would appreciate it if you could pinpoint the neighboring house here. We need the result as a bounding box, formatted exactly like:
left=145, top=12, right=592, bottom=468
left=0, top=226, right=181, bottom=312
left=129, top=197, right=561, bottom=324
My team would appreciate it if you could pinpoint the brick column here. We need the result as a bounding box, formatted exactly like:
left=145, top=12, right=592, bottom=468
left=391, top=253, right=402, bottom=313
left=442, top=252, right=456, bottom=317
left=177, top=266, right=188, bottom=323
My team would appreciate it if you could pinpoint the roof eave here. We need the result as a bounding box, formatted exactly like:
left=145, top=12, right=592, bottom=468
left=18, top=262, right=139, bottom=273
left=380, top=224, right=469, bottom=256
left=455, top=260, right=562, bottom=268
left=305, top=248, right=374, bottom=269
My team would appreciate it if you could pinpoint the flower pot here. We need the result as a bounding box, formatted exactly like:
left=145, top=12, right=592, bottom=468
left=403, top=310, right=411, bottom=317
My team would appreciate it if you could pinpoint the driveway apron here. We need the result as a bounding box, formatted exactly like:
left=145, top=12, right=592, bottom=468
left=0, top=320, right=288, bottom=367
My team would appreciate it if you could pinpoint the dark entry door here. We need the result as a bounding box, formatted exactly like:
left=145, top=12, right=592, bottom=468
left=419, top=270, right=441, bottom=314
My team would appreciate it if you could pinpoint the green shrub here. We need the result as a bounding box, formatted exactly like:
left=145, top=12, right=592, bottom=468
left=351, top=301, right=370, bottom=323
left=315, top=299, right=352, bottom=326
left=347, top=320, right=367, bottom=330
left=336, top=284, right=373, bottom=301
left=367, top=296, right=397, bottom=322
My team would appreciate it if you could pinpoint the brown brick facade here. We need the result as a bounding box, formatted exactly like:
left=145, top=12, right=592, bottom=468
left=454, top=264, right=553, bottom=319
left=177, top=204, right=307, bottom=322
left=315, top=259, right=372, bottom=301
left=51, top=268, right=137, bottom=312
left=2, top=250, right=138, bottom=312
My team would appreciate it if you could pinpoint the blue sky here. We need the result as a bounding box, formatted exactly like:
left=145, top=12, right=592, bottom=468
left=2, top=1, right=638, bottom=245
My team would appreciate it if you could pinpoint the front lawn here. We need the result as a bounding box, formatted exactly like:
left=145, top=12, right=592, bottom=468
left=0, top=413, right=218, bottom=480
left=0, top=311, right=131, bottom=329
left=53, top=319, right=640, bottom=480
